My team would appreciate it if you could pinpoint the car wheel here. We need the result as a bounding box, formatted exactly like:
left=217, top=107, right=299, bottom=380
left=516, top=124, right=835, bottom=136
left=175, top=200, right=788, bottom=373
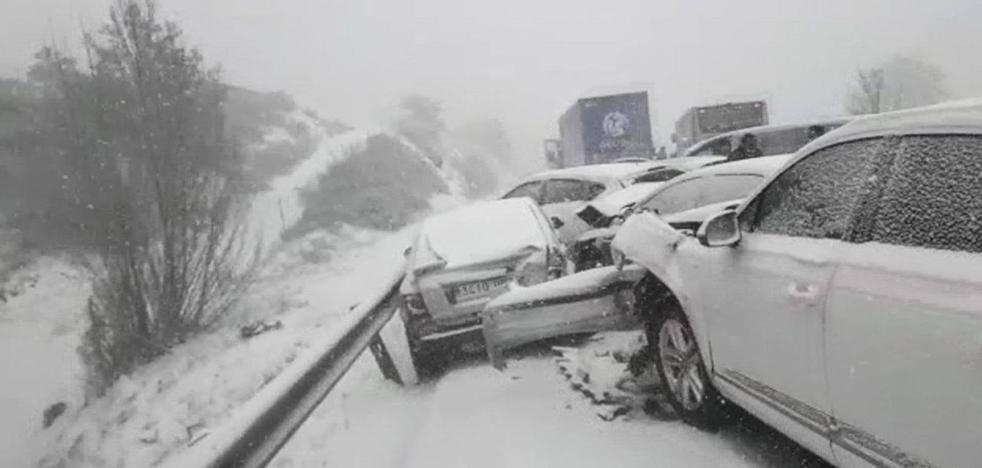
left=649, top=306, right=724, bottom=430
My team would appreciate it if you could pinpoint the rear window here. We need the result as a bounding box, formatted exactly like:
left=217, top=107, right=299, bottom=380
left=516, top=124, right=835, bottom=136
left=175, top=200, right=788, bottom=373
left=863, top=135, right=982, bottom=253
left=542, top=179, right=606, bottom=204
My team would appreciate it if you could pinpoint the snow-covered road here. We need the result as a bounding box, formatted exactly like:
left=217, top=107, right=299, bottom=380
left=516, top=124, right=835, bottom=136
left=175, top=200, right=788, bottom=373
left=273, top=342, right=829, bottom=468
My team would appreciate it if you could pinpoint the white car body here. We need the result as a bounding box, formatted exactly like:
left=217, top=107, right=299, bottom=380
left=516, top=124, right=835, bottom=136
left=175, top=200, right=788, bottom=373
left=613, top=99, right=982, bottom=468
left=501, top=158, right=723, bottom=244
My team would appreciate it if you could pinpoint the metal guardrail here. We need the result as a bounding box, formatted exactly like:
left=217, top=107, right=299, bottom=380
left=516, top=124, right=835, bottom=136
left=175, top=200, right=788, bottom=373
left=167, top=270, right=407, bottom=468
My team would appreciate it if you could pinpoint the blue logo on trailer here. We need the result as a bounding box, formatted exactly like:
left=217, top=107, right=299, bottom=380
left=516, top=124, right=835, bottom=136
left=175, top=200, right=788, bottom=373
left=580, top=92, right=652, bottom=164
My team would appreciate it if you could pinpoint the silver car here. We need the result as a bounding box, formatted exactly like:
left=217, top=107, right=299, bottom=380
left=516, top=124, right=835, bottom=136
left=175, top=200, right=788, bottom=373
left=400, top=198, right=568, bottom=370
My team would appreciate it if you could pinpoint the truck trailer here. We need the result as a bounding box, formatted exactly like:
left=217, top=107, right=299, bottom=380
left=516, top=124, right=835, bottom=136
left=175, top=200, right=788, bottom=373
left=672, top=100, right=768, bottom=154
left=557, top=92, right=654, bottom=167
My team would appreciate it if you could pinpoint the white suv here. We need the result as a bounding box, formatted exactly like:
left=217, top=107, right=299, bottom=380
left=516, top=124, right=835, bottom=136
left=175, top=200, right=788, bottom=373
left=612, top=100, right=982, bottom=468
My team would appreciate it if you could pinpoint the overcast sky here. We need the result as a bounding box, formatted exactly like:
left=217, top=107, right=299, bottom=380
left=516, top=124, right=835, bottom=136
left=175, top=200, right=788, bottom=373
left=3, top=0, right=982, bottom=163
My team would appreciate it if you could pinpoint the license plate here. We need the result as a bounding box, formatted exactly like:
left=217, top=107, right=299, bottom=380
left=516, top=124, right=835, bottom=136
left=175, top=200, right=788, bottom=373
left=453, top=277, right=510, bottom=303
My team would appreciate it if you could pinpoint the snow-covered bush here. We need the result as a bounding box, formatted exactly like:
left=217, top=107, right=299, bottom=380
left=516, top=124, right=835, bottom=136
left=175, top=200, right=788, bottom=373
left=290, top=134, right=450, bottom=235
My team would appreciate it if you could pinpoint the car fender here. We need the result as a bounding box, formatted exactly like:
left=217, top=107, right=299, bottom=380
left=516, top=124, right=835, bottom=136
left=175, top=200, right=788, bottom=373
left=611, top=212, right=714, bottom=370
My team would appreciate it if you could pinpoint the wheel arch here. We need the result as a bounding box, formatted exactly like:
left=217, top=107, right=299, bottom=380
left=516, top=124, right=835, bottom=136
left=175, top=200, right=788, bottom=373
left=633, top=271, right=715, bottom=372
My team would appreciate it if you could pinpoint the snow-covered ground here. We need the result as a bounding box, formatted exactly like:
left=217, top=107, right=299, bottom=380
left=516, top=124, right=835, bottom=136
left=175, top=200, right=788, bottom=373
left=29, top=226, right=413, bottom=467
left=273, top=332, right=827, bottom=468
left=0, top=257, right=90, bottom=468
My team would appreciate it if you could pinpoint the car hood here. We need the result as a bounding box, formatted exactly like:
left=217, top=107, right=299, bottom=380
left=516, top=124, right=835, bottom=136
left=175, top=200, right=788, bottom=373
left=610, top=211, right=685, bottom=275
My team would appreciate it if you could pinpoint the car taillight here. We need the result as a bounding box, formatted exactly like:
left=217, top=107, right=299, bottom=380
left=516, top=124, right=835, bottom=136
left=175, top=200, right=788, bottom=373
left=403, top=294, right=428, bottom=317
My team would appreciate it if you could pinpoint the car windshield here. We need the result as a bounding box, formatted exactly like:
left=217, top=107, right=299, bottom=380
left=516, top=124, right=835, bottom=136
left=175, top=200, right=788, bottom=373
left=1, top=2, right=976, bottom=467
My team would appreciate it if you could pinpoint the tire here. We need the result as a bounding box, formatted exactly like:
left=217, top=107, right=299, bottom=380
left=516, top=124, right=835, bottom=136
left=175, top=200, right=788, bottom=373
left=648, top=305, right=725, bottom=430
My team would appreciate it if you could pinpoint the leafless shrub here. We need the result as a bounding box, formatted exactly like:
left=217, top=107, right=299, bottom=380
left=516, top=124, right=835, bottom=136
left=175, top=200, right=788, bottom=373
left=33, top=0, right=260, bottom=395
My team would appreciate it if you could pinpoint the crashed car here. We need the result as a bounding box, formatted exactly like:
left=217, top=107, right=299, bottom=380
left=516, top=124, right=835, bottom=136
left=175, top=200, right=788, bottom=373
left=611, top=101, right=982, bottom=467
left=572, top=154, right=791, bottom=270
left=400, top=197, right=569, bottom=368
left=499, top=158, right=719, bottom=244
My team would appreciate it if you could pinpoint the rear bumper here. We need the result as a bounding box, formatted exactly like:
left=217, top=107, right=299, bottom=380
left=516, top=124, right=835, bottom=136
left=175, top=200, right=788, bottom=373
left=406, top=315, right=486, bottom=352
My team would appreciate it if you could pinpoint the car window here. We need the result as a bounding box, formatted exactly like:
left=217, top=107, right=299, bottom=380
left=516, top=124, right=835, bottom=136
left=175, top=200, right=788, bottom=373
left=542, top=179, right=605, bottom=204
left=641, top=177, right=704, bottom=215
left=747, top=138, right=884, bottom=239
left=864, top=135, right=982, bottom=253
left=703, top=174, right=764, bottom=205
left=642, top=174, right=762, bottom=216
left=633, top=168, right=685, bottom=183
left=502, top=181, right=543, bottom=203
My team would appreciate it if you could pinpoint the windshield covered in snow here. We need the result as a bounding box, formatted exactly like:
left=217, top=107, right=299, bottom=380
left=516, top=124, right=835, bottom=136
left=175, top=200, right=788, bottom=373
left=2, top=1, right=980, bottom=467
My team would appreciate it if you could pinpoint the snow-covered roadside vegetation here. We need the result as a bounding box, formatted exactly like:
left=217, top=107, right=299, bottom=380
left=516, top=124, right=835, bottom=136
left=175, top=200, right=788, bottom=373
left=3, top=118, right=500, bottom=466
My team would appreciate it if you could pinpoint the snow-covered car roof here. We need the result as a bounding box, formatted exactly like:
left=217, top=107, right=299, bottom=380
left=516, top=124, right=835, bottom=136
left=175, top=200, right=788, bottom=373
left=798, top=98, right=982, bottom=155
left=647, top=155, right=727, bottom=170
left=660, top=153, right=793, bottom=183
left=522, top=161, right=664, bottom=184
left=682, top=116, right=858, bottom=157
left=408, top=198, right=554, bottom=273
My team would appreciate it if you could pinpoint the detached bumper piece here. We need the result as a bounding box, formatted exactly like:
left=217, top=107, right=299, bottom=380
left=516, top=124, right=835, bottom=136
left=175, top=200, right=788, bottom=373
left=482, top=265, right=646, bottom=369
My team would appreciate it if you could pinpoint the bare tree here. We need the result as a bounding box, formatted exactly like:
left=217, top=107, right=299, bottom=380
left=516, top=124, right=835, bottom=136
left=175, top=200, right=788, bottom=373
left=848, top=55, right=947, bottom=114
left=848, top=68, right=885, bottom=114
left=34, top=0, right=259, bottom=395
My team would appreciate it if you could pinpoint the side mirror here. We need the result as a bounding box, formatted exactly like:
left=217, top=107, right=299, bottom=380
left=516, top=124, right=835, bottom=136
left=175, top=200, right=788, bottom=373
left=551, top=216, right=565, bottom=229
left=697, top=210, right=741, bottom=247
left=403, top=246, right=412, bottom=257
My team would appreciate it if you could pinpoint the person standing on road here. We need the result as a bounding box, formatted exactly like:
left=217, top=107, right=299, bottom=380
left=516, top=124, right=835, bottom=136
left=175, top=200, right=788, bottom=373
left=729, top=133, right=763, bottom=161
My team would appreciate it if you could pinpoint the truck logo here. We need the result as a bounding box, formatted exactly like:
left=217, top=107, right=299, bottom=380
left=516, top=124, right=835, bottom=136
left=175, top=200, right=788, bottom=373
left=602, top=112, right=630, bottom=138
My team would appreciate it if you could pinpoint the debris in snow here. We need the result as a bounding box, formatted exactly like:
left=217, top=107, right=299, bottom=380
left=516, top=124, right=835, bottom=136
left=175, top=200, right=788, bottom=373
left=552, top=331, right=673, bottom=422
left=240, top=319, right=283, bottom=339
left=186, top=422, right=208, bottom=446
left=42, top=402, right=67, bottom=429
left=139, top=426, right=159, bottom=444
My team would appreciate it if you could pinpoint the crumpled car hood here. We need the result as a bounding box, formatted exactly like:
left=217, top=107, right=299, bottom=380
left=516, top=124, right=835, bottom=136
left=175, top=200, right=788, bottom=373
left=610, top=211, right=684, bottom=274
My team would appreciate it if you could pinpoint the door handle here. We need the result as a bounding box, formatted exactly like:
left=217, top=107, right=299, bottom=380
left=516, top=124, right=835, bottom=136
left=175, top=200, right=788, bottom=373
left=787, top=282, right=820, bottom=304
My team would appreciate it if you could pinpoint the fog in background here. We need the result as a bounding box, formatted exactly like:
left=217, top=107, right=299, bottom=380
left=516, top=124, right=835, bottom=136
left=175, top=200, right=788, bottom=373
left=3, top=0, right=982, bottom=173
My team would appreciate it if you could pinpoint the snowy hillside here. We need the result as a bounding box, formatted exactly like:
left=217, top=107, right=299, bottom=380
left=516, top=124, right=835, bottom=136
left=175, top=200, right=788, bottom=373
left=1, top=99, right=504, bottom=466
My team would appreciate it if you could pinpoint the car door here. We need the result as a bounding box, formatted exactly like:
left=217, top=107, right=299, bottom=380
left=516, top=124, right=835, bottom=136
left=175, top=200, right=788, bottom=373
left=825, top=134, right=982, bottom=468
left=541, top=178, right=607, bottom=243
left=680, top=138, right=887, bottom=458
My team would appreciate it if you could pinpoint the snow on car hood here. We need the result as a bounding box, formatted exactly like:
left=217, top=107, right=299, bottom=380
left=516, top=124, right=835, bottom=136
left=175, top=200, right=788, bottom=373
left=588, top=182, right=663, bottom=218
left=611, top=211, right=684, bottom=274
left=408, top=198, right=548, bottom=274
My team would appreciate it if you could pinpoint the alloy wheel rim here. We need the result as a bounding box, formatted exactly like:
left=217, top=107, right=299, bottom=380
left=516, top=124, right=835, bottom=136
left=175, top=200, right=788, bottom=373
left=658, top=318, right=705, bottom=411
